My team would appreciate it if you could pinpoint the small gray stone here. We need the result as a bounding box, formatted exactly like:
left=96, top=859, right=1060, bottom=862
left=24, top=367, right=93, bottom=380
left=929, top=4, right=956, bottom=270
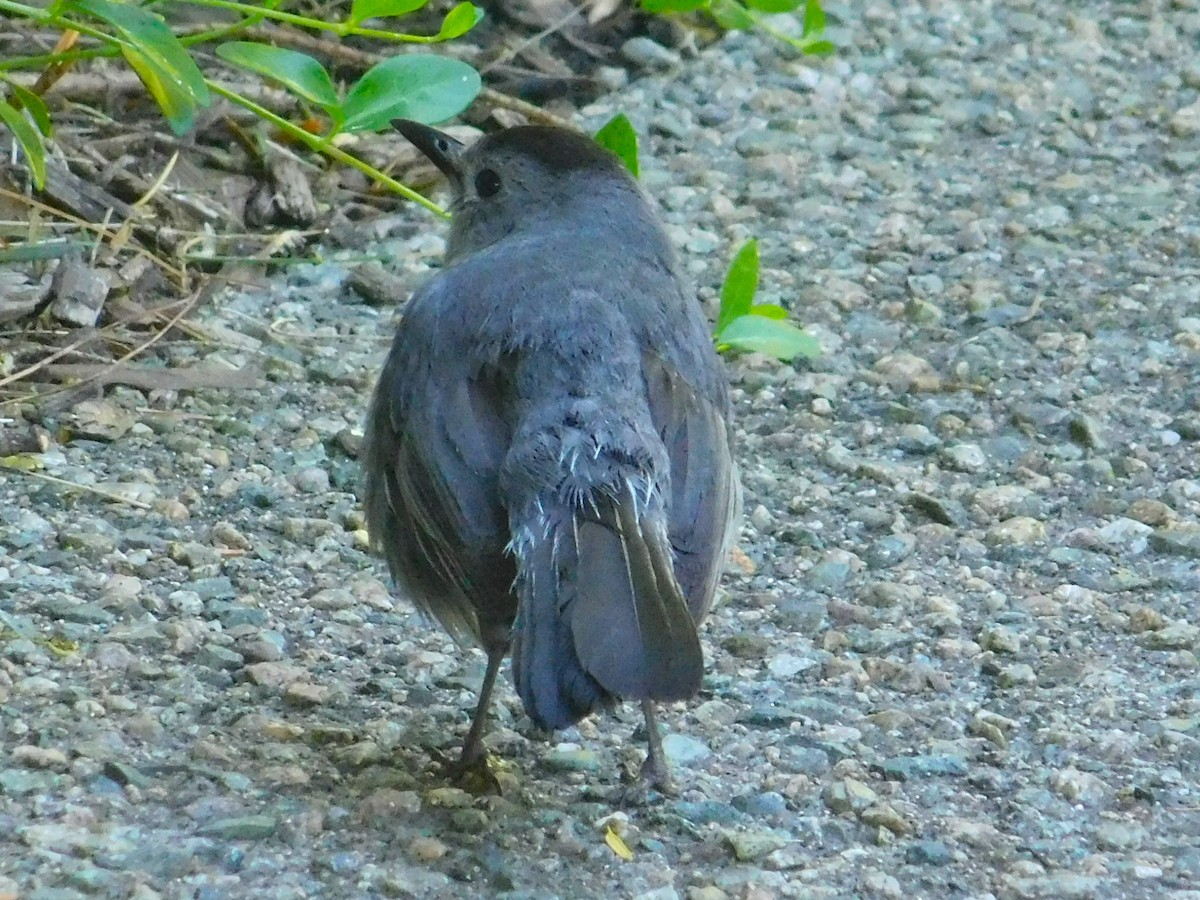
left=784, top=746, right=832, bottom=777
left=1140, top=621, right=1198, bottom=651
left=879, top=755, right=968, bottom=780
left=896, top=424, right=941, bottom=453
left=168, top=590, right=205, bottom=615
left=197, top=814, right=278, bottom=840
left=822, top=777, right=877, bottom=814
left=169, top=541, right=221, bottom=568
left=941, top=442, right=988, bottom=472
left=292, top=466, right=331, bottom=494
left=190, top=576, right=237, bottom=600
left=1149, top=526, right=1200, bottom=559
left=864, top=534, right=916, bottom=569
left=0, top=769, right=61, bottom=796
left=997, top=663, right=1037, bottom=687
left=35, top=596, right=114, bottom=625
left=906, top=840, right=954, bottom=865
left=90, top=643, right=136, bottom=672
left=806, top=558, right=852, bottom=591
left=724, top=827, right=789, bottom=861
left=1095, top=517, right=1153, bottom=550
left=544, top=748, right=601, bottom=773
left=985, top=516, right=1046, bottom=546
left=979, top=624, right=1022, bottom=654
left=620, top=36, right=680, bottom=71
left=1094, top=820, right=1146, bottom=851
left=906, top=493, right=968, bottom=527
left=766, top=653, right=818, bottom=678
left=1003, top=874, right=1102, bottom=899
left=102, top=760, right=152, bottom=789
left=195, top=643, right=245, bottom=670
left=662, top=733, right=711, bottom=765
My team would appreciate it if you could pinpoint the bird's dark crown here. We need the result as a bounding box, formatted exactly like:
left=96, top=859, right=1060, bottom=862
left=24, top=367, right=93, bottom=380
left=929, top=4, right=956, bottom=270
left=474, top=126, right=625, bottom=176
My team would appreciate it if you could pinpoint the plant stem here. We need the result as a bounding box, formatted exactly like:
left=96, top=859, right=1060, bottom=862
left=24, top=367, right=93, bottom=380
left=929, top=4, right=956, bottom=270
left=0, top=0, right=136, bottom=57
left=172, top=0, right=440, bottom=43
left=0, top=16, right=266, bottom=71
left=207, top=81, right=448, bottom=218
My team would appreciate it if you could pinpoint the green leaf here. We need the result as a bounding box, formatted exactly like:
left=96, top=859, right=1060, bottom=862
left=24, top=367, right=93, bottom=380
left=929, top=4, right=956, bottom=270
left=434, top=3, right=484, bottom=40
left=716, top=239, right=758, bottom=334
left=0, top=240, right=88, bottom=263
left=341, top=55, right=480, bottom=132
left=641, top=0, right=710, bottom=12
left=802, top=0, right=825, bottom=36
left=716, top=315, right=821, bottom=361
left=65, top=0, right=210, bottom=134
left=742, top=0, right=802, bottom=12
left=216, top=43, right=340, bottom=111
left=593, top=113, right=639, bottom=178
left=0, top=98, right=47, bottom=189
left=750, top=302, right=788, bottom=320
left=800, top=38, right=836, bottom=56
left=350, top=0, right=429, bottom=24
left=120, top=49, right=202, bottom=134
left=709, top=0, right=754, bottom=30
left=2, top=81, right=53, bottom=136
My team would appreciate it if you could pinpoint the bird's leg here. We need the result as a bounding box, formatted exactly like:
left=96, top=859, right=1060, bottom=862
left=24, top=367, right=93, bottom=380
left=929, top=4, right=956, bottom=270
left=619, top=700, right=677, bottom=805
left=460, top=646, right=505, bottom=768
left=639, top=699, right=676, bottom=795
left=435, top=646, right=506, bottom=794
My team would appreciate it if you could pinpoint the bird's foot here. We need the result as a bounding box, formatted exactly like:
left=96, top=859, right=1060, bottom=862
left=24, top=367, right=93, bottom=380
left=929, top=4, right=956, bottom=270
left=430, top=748, right=505, bottom=796
left=616, top=752, right=677, bottom=807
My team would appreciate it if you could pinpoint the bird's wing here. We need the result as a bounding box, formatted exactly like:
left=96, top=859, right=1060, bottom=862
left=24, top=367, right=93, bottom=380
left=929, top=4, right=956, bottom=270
left=642, top=354, right=741, bottom=621
left=363, top=305, right=517, bottom=649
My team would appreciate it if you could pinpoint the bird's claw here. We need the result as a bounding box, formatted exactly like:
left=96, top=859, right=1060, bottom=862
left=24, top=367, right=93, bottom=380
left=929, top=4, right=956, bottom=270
left=616, top=752, right=677, bottom=806
left=430, top=748, right=504, bottom=796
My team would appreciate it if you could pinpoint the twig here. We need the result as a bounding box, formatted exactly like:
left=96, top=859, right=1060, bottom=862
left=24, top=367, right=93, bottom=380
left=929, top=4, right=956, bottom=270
left=479, top=87, right=575, bottom=129
left=0, top=464, right=154, bottom=510
left=0, top=291, right=205, bottom=408
left=0, top=327, right=108, bottom=392
left=0, top=186, right=186, bottom=285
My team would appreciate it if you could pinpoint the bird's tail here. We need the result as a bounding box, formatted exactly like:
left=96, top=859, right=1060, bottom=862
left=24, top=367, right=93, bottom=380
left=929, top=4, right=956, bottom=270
left=510, top=481, right=704, bottom=731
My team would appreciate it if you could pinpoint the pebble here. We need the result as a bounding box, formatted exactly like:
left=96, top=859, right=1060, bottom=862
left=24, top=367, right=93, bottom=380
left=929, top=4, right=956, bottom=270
left=941, top=443, right=988, bottom=472
left=724, top=827, right=790, bottom=862
left=10, top=745, right=69, bottom=770
left=806, top=555, right=854, bottom=590
left=864, top=533, right=916, bottom=569
left=544, top=747, right=601, bottom=773
left=291, top=466, right=330, bottom=494
left=1149, top=526, right=1200, bottom=559
left=896, top=424, right=941, bottom=453
left=906, top=840, right=954, bottom=865
left=1141, top=622, right=1198, bottom=651
left=620, top=36, right=681, bottom=71
left=196, top=814, right=278, bottom=840
left=1094, top=517, right=1153, bottom=550
left=284, top=682, right=331, bottom=706
left=663, top=733, right=711, bottom=765
left=766, top=653, right=817, bottom=678
left=985, top=517, right=1047, bottom=545
left=822, top=777, right=878, bottom=815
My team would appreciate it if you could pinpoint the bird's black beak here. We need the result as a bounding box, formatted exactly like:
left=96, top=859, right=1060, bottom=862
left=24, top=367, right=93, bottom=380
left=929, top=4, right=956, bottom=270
left=393, top=119, right=465, bottom=182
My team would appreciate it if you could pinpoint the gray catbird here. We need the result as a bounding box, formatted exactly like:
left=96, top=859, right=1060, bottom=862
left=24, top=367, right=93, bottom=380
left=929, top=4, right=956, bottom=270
left=363, top=119, right=739, bottom=792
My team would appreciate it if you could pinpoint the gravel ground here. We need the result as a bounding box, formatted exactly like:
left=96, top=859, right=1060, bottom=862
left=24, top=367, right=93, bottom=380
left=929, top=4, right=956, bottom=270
left=4, top=0, right=1200, bottom=897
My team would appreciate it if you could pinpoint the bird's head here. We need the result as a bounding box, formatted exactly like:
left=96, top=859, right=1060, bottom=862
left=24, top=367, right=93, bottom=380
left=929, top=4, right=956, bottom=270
left=393, top=120, right=643, bottom=259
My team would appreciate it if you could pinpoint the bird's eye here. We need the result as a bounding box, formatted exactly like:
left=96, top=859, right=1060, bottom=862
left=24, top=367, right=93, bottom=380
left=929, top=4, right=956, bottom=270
left=475, top=168, right=502, bottom=198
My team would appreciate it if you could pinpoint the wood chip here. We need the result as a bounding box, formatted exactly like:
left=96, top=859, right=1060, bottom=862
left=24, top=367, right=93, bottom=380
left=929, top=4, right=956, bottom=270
left=44, top=362, right=263, bottom=391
